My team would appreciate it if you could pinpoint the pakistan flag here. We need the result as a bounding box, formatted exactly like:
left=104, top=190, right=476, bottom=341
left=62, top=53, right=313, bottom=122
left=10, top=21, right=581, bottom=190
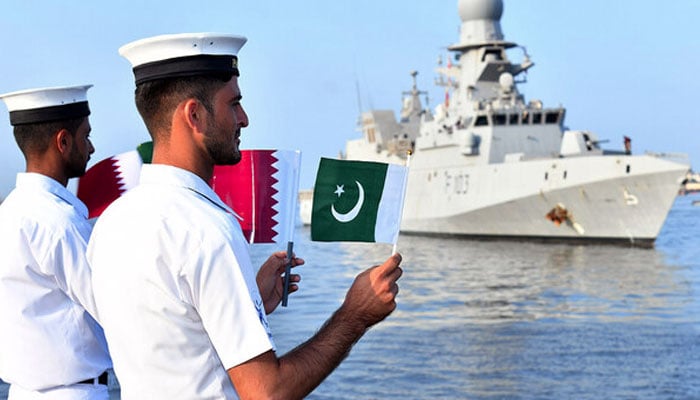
left=311, top=158, right=407, bottom=243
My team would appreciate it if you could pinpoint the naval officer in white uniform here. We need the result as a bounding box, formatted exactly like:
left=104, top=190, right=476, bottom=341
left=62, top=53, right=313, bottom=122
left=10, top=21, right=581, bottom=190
left=0, top=86, right=111, bottom=399
left=87, top=33, right=403, bottom=399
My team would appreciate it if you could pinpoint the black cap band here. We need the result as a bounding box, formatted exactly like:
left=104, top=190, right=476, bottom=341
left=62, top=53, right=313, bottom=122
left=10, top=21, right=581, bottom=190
left=9, top=101, right=90, bottom=126
left=133, top=54, right=239, bottom=85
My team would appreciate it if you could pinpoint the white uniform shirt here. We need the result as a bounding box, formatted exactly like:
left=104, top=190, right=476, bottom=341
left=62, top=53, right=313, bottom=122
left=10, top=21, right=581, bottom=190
left=0, top=173, right=111, bottom=391
left=88, top=164, right=274, bottom=399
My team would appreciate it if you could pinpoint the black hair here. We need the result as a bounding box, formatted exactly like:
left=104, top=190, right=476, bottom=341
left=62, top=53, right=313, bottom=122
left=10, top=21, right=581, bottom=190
left=13, top=117, right=85, bottom=157
left=134, top=72, right=234, bottom=140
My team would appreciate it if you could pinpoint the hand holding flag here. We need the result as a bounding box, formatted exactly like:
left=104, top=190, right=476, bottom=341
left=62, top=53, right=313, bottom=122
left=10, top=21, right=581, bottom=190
left=342, top=252, right=403, bottom=327
left=78, top=146, right=302, bottom=306
left=211, top=150, right=302, bottom=306
left=255, top=251, right=304, bottom=314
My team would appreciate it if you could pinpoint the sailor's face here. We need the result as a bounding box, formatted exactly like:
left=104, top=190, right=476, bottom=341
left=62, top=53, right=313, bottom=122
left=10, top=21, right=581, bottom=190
left=66, top=118, right=94, bottom=178
left=204, top=76, right=249, bottom=165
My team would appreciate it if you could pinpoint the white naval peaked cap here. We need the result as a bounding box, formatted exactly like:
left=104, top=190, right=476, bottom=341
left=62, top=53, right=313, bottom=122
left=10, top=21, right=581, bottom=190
left=0, top=85, right=92, bottom=126
left=119, top=33, right=248, bottom=85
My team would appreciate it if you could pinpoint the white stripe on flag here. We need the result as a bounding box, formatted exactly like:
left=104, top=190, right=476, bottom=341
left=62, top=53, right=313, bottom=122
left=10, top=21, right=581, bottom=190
left=271, top=150, right=302, bottom=243
left=374, top=164, right=408, bottom=243
left=113, top=150, right=143, bottom=192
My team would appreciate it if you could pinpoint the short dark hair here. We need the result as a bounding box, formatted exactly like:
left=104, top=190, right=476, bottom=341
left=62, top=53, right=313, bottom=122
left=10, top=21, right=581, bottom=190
left=134, top=72, right=233, bottom=139
left=13, top=117, right=85, bottom=156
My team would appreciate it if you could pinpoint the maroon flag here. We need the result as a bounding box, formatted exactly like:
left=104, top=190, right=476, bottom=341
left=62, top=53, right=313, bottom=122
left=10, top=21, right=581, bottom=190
left=212, top=150, right=301, bottom=244
left=77, top=143, right=151, bottom=218
left=78, top=144, right=300, bottom=244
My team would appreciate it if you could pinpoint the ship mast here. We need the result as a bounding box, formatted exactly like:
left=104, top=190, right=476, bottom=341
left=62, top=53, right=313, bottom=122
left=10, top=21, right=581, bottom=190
left=400, top=70, right=428, bottom=123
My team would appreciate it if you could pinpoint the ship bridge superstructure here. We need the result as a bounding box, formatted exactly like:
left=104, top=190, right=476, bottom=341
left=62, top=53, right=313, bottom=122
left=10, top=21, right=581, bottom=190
left=414, top=0, right=572, bottom=166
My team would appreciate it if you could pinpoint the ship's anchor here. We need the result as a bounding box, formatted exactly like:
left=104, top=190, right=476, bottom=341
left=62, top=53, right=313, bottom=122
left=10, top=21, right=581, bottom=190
left=546, top=203, right=585, bottom=234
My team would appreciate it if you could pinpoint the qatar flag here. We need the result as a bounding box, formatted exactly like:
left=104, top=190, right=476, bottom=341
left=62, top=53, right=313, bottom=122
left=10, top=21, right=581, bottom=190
left=77, top=142, right=152, bottom=219
left=212, top=150, right=301, bottom=244
left=77, top=144, right=301, bottom=244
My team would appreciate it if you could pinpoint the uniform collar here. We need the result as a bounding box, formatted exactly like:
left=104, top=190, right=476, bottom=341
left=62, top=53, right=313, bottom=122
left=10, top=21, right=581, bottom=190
left=140, top=164, right=237, bottom=216
left=16, top=172, right=89, bottom=218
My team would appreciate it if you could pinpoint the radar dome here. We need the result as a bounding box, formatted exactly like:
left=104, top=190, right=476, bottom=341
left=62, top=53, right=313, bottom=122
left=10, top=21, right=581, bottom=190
left=451, top=0, right=509, bottom=48
left=458, top=0, right=503, bottom=22
left=498, top=72, right=514, bottom=92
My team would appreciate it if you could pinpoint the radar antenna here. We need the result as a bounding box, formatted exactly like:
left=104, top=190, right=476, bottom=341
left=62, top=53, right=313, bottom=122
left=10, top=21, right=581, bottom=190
left=403, top=70, right=429, bottom=108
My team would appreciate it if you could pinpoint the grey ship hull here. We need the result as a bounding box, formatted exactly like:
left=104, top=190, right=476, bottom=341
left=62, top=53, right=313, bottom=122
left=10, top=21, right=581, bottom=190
left=401, top=156, right=684, bottom=246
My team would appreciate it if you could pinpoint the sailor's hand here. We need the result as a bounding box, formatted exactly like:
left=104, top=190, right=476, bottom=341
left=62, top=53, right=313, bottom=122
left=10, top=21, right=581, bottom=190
left=256, top=251, right=303, bottom=314
left=342, top=253, right=403, bottom=328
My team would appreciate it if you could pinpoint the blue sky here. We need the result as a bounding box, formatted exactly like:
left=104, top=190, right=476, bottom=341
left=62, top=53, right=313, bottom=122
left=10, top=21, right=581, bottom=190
left=1, top=0, right=698, bottom=198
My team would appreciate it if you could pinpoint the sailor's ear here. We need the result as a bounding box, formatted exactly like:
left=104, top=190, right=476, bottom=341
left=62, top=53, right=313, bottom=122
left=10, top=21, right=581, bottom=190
left=182, top=98, right=207, bottom=133
left=55, top=128, right=72, bottom=155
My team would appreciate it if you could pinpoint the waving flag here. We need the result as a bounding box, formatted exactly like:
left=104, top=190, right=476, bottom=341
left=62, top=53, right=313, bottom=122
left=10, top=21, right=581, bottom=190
left=77, top=143, right=300, bottom=244
left=311, top=158, right=407, bottom=244
left=212, top=150, right=301, bottom=244
left=77, top=142, right=152, bottom=219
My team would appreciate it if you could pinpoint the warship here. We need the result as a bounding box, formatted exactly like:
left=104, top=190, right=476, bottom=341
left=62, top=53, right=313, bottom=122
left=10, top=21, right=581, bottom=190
left=301, top=0, right=689, bottom=246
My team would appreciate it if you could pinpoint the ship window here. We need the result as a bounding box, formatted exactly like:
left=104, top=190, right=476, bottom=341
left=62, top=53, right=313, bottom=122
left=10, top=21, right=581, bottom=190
left=626, top=165, right=631, bottom=174
left=545, top=172, right=549, bottom=180
left=521, top=111, right=530, bottom=124
left=563, top=171, right=568, bottom=179
left=475, top=115, right=489, bottom=126
left=509, top=114, right=519, bottom=125
left=494, top=114, right=506, bottom=125
left=545, top=112, right=559, bottom=124
left=533, top=112, right=542, bottom=124
left=481, top=48, right=503, bottom=61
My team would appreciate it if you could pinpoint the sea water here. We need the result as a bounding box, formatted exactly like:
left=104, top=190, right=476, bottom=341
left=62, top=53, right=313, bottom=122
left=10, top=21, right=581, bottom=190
left=1, top=194, right=698, bottom=399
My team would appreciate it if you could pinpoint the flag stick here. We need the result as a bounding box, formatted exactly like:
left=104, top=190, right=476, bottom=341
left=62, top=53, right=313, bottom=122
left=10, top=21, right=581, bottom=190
left=391, top=150, right=412, bottom=255
left=249, top=154, right=257, bottom=245
left=282, top=241, right=294, bottom=307
left=282, top=151, right=302, bottom=307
